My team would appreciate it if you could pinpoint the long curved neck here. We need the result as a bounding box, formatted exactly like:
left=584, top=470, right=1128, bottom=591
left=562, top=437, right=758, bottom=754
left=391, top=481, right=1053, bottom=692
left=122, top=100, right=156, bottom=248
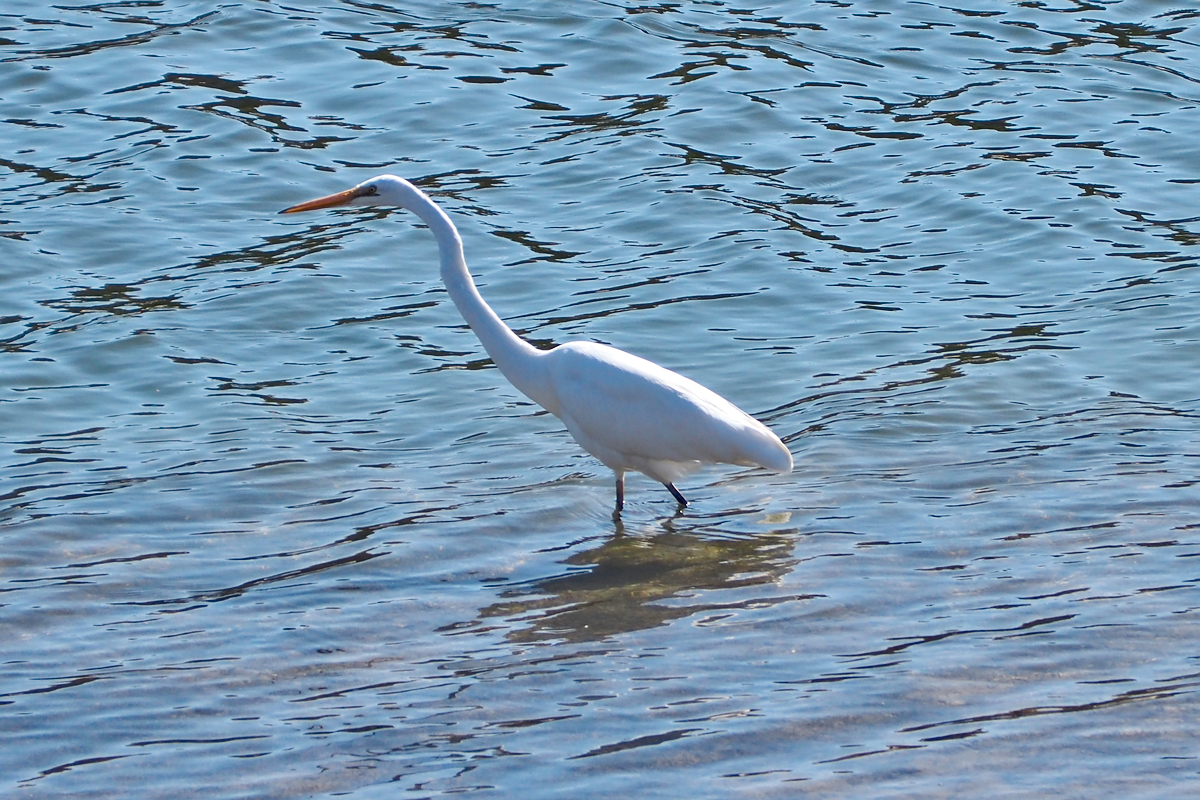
left=406, top=193, right=557, bottom=414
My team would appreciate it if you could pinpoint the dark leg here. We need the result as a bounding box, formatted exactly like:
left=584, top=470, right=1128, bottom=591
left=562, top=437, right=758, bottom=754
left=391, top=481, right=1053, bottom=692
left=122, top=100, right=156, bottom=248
left=615, top=473, right=625, bottom=513
left=666, top=482, right=688, bottom=506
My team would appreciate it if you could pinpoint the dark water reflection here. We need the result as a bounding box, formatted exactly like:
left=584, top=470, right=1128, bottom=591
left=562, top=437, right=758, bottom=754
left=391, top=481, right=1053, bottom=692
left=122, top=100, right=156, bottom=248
left=477, top=526, right=807, bottom=643
left=4, top=0, right=1200, bottom=797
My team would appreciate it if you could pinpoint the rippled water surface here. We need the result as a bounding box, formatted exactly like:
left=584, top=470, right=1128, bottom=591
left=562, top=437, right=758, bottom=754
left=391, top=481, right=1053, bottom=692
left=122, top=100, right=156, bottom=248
left=4, top=0, right=1200, bottom=796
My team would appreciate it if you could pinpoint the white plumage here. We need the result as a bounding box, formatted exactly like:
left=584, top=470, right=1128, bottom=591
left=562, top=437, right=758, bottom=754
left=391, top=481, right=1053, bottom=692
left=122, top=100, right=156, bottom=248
left=282, top=174, right=791, bottom=511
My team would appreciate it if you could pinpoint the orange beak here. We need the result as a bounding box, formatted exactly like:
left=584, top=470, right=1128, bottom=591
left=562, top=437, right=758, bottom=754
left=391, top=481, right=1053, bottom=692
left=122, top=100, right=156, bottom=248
left=279, top=185, right=368, bottom=214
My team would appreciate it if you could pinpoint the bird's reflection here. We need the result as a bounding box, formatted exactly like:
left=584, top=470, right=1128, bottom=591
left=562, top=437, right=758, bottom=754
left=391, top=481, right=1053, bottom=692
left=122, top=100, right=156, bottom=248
left=476, top=521, right=804, bottom=643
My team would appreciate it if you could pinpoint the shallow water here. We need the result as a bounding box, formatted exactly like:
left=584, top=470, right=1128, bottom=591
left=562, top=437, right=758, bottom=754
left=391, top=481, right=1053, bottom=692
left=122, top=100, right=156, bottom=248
left=3, top=0, right=1200, bottom=796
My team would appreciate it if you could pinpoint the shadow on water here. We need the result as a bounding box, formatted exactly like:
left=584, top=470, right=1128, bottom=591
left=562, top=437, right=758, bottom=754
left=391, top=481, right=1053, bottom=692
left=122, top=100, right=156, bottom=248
left=471, top=521, right=815, bottom=643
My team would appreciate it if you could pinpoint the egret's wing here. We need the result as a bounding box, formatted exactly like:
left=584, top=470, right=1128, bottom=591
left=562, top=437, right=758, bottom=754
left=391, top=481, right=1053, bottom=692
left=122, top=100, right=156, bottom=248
left=546, top=342, right=790, bottom=473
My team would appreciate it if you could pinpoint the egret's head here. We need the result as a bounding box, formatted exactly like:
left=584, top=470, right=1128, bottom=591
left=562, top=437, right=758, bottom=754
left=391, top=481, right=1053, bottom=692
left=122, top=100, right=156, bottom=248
left=280, top=174, right=421, bottom=214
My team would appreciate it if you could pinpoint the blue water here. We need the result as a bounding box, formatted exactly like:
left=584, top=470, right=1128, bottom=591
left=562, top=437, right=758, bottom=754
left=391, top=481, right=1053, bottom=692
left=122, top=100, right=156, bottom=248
left=3, top=1, right=1200, bottom=797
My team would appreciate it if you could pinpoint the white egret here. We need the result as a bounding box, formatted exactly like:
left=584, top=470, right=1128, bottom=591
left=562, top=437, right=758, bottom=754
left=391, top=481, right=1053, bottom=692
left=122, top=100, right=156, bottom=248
left=281, top=175, right=791, bottom=511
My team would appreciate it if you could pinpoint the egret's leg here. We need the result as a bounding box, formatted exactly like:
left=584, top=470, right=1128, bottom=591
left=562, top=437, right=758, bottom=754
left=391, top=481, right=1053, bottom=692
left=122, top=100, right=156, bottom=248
left=615, top=473, right=625, bottom=512
left=666, top=483, right=688, bottom=506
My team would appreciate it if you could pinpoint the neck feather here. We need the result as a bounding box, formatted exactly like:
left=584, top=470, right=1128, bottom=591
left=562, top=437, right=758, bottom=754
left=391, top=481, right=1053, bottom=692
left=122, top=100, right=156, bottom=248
left=406, top=194, right=557, bottom=413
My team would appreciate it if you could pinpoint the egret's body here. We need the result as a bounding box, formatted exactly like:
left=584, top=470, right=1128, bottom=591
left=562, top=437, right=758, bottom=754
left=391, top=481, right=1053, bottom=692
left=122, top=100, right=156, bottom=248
left=282, top=175, right=791, bottom=511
